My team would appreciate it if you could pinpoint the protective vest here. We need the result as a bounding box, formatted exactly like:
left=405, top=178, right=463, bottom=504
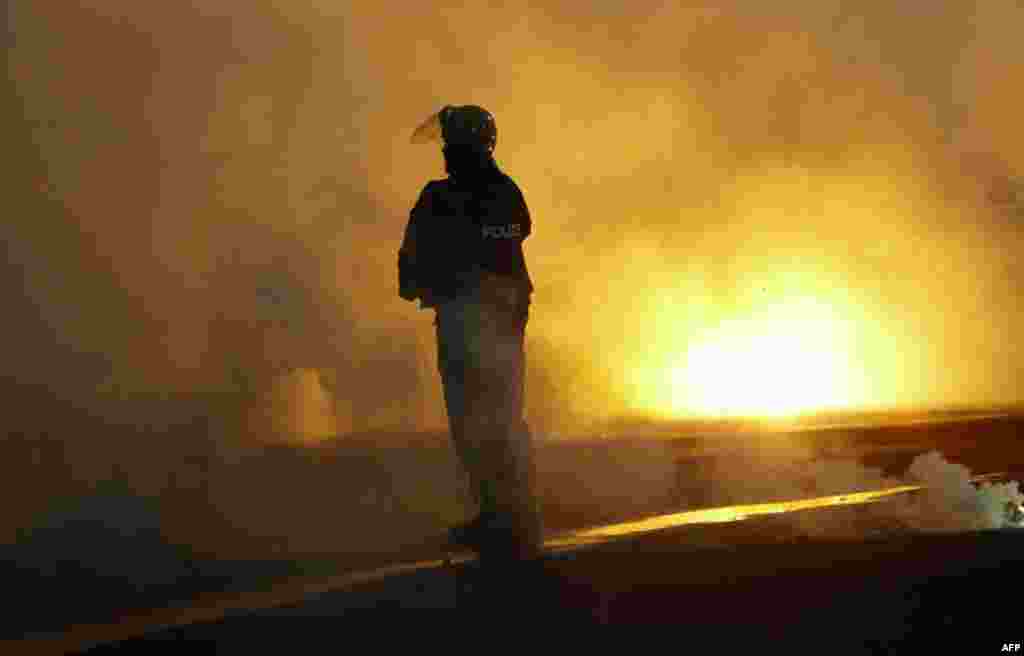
left=399, top=167, right=533, bottom=308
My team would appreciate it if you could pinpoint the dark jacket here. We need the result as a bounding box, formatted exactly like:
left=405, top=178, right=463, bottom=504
left=398, top=163, right=533, bottom=309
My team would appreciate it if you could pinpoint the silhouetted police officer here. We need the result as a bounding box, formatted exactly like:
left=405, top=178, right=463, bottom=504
left=400, top=105, right=540, bottom=557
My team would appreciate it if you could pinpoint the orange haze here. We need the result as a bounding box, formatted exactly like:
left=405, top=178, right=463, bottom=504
left=6, top=0, right=1023, bottom=443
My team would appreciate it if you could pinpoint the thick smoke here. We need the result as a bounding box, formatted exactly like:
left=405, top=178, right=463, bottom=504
left=4, top=1, right=1024, bottom=558
left=701, top=439, right=1024, bottom=538
left=904, top=451, right=1023, bottom=532
left=6, top=1, right=1024, bottom=442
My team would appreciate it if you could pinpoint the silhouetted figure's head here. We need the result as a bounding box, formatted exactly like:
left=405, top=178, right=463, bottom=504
left=412, top=104, right=500, bottom=183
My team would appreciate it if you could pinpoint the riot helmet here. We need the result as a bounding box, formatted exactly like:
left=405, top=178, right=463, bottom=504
left=411, top=104, right=497, bottom=154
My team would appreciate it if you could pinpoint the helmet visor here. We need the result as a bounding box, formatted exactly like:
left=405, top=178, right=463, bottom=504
left=410, top=109, right=445, bottom=145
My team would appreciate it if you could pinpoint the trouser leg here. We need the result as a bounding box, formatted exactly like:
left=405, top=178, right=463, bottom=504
left=437, top=294, right=539, bottom=545
left=473, top=298, right=541, bottom=546
left=436, top=301, right=498, bottom=515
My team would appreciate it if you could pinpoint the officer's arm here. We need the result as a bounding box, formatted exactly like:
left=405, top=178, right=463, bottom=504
left=398, top=183, right=432, bottom=301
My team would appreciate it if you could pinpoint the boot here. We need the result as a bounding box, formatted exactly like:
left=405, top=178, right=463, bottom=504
left=450, top=510, right=542, bottom=561
left=448, top=510, right=502, bottom=550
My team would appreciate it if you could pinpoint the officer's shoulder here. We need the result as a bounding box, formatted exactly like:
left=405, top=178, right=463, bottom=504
left=415, top=179, right=449, bottom=205
left=486, top=171, right=523, bottom=196
left=494, top=169, right=517, bottom=186
left=422, top=178, right=449, bottom=193
left=496, top=173, right=527, bottom=205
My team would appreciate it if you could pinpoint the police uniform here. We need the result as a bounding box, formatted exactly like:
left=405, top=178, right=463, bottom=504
left=398, top=134, right=540, bottom=554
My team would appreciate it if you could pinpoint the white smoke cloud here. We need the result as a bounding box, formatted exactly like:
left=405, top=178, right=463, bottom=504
left=703, top=443, right=1024, bottom=537
left=903, top=450, right=1024, bottom=532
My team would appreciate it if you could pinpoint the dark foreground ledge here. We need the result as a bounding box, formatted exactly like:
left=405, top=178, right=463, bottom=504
left=77, top=522, right=1023, bottom=654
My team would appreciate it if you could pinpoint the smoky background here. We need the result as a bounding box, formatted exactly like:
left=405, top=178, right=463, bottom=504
left=3, top=1, right=1023, bottom=570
